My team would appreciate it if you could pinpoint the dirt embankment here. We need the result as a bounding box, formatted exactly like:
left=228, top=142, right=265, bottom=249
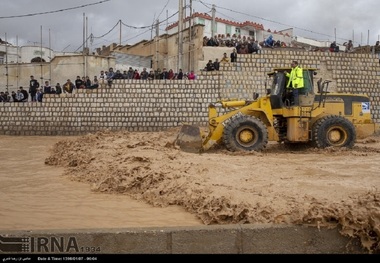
left=45, top=128, right=380, bottom=253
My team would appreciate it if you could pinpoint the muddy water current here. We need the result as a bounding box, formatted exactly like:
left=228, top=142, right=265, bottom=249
left=0, top=136, right=202, bottom=231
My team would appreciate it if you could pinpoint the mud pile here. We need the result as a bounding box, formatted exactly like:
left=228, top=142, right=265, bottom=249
left=45, top=128, right=380, bottom=253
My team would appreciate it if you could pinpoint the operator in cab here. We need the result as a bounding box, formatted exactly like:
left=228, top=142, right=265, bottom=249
left=284, top=60, right=304, bottom=105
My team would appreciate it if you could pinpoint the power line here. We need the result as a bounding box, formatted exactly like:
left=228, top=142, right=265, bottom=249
left=0, top=0, right=111, bottom=19
left=119, top=11, right=179, bottom=30
left=92, top=21, right=120, bottom=39
left=85, top=11, right=179, bottom=49
left=156, top=0, right=171, bottom=22
left=76, top=11, right=180, bottom=52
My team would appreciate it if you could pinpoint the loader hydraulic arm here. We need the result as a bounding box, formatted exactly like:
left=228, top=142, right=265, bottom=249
left=208, top=100, right=251, bottom=125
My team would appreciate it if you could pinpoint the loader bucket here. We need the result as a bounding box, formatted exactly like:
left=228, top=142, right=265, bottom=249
left=176, top=124, right=203, bottom=153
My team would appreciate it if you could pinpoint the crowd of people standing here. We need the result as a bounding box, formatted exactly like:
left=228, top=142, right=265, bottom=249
left=94, top=67, right=198, bottom=88
left=0, top=66, right=200, bottom=103
left=0, top=65, right=202, bottom=103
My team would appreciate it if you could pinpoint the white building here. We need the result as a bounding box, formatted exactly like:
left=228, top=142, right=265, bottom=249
left=0, top=44, right=55, bottom=64
left=293, top=36, right=346, bottom=51
left=166, top=12, right=294, bottom=46
left=0, top=42, right=78, bottom=65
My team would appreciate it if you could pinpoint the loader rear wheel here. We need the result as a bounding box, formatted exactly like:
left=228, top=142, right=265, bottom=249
left=312, top=115, right=356, bottom=148
left=223, top=115, right=268, bottom=152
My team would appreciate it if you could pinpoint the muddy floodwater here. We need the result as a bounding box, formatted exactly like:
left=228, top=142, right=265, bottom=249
left=0, top=136, right=202, bottom=231
left=2, top=129, right=380, bottom=253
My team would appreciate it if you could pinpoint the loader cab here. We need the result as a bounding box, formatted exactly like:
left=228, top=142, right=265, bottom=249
left=268, top=68, right=317, bottom=109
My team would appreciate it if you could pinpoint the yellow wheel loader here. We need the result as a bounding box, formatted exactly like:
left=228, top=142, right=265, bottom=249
left=176, top=68, right=379, bottom=152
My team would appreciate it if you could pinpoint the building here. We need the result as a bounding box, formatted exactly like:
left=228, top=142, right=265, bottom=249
left=166, top=12, right=293, bottom=46
left=95, top=12, right=295, bottom=73
left=0, top=41, right=114, bottom=93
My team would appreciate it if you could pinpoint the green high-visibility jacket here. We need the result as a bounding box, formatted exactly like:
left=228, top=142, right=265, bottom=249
left=286, top=66, right=304, bottom=89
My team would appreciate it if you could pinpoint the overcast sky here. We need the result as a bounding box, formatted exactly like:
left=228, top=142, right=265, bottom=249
left=1, top=0, right=379, bottom=52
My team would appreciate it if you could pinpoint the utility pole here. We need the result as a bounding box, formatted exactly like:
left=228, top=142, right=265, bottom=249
left=166, top=10, right=169, bottom=69
left=361, top=32, right=363, bottom=46
left=5, top=33, right=9, bottom=93
left=178, top=0, right=184, bottom=72
left=155, top=19, right=159, bottom=70
left=189, top=0, right=193, bottom=72
left=86, top=15, right=89, bottom=77
left=211, top=4, right=216, bottom=38
left=119, top=20, right=122, bottom=46
left=40, top=25, right=43, bottom=84
left=49, top=29, right=52, bottom=83
left=86, top=16, right=89, bottom=51
left=83, top=13, right=86, bottom=78
left=16, top=35, right=19, bottom=89
left=367, top=30, right=370, bottom=46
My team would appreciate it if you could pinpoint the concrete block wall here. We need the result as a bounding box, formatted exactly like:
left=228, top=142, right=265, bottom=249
left=1, top=50, right=379, bottom=136
left=0, top=225, right=365, bottom=254
left=0, top=80, right=219, bottom=135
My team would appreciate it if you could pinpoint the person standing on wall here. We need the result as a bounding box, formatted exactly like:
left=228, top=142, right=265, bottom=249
left=140, top=68, right=149, bottom=80
left=213, top=58, right=220, bottom=71
left=284, top=60, right=304, bottom=105
left=36, top=88, right=43, bottom=102
left=29, top=75, right=39, bottom=102
left=230, top=48, right=237, bottom=63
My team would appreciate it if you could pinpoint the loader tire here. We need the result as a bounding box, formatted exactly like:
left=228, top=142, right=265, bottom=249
left=312, top=115, right=356, bottom=148
left=223, top=115, right=268, bottom=152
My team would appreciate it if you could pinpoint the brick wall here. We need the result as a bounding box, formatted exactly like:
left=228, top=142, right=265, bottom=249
left=1, top=50, right=380, bottom=136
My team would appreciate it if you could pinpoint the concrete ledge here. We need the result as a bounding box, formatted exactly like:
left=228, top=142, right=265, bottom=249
left=0, top=224, right=365, bottom=254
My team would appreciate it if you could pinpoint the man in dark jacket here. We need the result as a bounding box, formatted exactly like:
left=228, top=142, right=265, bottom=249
left=29, top=75, right=39, bottom=101
left=206, top=60, right=214, bottom=71
left=20, top=86, right=29, bottom=102
left=75, top=76, right=83, bottom=90
left=213, top=58, right=220, bottom=71
left=230, top=48, right=237, bottom=63
left=112, top=70, right=124, bottom=80
left=55, top=83, right=62, bottom=94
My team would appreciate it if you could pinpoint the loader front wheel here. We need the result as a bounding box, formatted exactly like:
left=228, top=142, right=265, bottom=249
left=223, top=115, right=268, bottom=152
left=313, top=115, right=356, bottom=148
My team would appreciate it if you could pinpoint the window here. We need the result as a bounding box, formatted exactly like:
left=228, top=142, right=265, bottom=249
left=0, top=52, right=4, bottom=64
left=226, top=25, right=232, bottom=36
left=31, top=57, right=46, bottom=63
left=235, top=28, right=241, bottom=34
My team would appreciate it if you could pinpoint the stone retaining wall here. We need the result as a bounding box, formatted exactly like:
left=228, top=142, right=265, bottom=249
left=1, top=50, right=380, bottom=136
left=0, top=225, right=365, bottom=254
